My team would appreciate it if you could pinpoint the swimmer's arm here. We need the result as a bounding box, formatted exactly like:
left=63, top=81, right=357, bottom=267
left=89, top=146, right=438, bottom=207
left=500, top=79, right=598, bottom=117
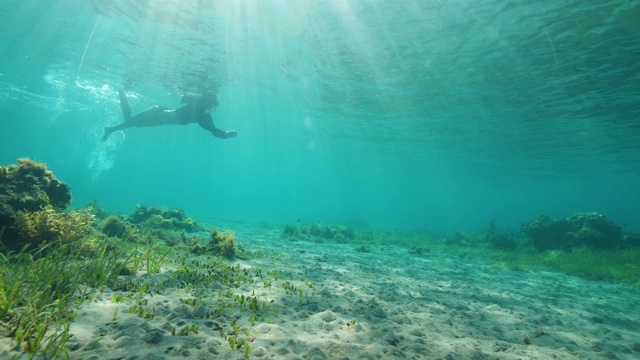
left=198, top=115, right=237, bottom=139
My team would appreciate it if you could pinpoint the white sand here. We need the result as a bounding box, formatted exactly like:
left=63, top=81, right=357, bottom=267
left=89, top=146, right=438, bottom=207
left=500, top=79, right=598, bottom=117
left=2, top=224, right=640, bottom=359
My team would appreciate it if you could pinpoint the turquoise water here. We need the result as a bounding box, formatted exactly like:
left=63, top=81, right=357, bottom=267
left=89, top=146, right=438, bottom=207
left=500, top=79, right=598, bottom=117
left=1, top=0, right=639, bottom=233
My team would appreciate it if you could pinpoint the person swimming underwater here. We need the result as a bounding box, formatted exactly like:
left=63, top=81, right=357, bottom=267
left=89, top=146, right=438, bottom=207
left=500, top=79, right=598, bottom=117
left=101, top=90, right=237, bottom=142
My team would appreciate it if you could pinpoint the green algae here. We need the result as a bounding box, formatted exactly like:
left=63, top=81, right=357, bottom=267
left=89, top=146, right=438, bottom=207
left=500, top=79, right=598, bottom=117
left=282, top=221, right=640, bottom=287
left=0, top=204, right=313, bottom=358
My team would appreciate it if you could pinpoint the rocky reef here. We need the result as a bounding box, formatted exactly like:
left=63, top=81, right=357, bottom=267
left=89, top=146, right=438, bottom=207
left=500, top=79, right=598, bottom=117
left=94, top=204, right=240, bottom=258
left=0, top=159, right=73, bottom=251
left=127, top=205, right=206, bottom=233
left=521, top=213, right=626, bottom=251
left=283, top=222, right=356, bottom=243
left=482, top=220, right=519, bottom=250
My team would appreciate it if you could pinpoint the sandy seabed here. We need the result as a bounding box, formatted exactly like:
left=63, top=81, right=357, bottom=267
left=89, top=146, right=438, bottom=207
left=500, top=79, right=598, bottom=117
left=2, top=224, right=640, bottom=360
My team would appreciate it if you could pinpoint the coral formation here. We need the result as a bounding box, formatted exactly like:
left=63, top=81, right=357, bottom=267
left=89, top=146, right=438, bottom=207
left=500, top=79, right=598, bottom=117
left=0, top=159, right=72, bottom=250
left=522, top=213, right=624, bottom=251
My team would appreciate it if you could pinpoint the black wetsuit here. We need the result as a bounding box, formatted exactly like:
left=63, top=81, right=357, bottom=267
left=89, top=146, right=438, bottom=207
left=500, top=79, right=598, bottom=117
left=174, top=103, right=228, bottom=138
left=175, top=104, right=212, bottom=125
left=101, top=91, right=235, bottom=142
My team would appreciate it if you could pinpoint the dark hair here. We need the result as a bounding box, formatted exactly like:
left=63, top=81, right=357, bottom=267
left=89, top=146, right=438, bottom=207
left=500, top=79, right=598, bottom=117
left=200, top=91, right=219, bottom=110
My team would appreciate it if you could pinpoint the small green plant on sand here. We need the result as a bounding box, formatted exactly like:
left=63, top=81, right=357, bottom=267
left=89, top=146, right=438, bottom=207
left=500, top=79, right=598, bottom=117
left=143, top=242, right=172, bottom=274
left=176, top=324, right=200, bottom=336
left=213, top=318, right=252, bottom=356
left=0, top=237, right=130, bottom=358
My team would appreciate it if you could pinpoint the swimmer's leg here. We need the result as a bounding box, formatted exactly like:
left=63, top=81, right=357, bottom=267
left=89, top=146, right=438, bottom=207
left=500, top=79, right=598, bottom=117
left=102, top=90, right=135, bottom=142
left=119, top=90, right=132, bottom=119
left=102, top=126, right=115, bottom=142
left=119, top=90, right=164, bottom=126
left=102, top=122, right=131, bottom=142
left=102, top=106, right=163, bottom=141
left=129, top=106, right=164, bottom=127
left=102, top=91, right=167, bottom=142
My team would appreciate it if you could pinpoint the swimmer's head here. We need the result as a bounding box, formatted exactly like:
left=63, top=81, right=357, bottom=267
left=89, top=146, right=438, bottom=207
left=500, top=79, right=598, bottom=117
left=200, top=91, right=220, bottom=111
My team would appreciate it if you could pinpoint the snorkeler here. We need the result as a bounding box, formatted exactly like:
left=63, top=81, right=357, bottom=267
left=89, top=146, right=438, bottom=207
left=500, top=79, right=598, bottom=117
left=101, top=90, right=237, bottom=142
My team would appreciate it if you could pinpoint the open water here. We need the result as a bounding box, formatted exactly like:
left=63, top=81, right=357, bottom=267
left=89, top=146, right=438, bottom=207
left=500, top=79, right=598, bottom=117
left=1, top=0, right=639, bottom=233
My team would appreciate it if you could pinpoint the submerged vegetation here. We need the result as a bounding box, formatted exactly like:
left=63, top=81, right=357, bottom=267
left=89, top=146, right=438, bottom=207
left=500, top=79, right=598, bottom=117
left=489, top=246, right=640, bottom=285
left=0, top=159, right=306, bottom=358
left=15, top=206, right=95, bottom=251
left=0, top=241, right=127, bottom=358
left=282, top=217, right=640, bottom=287
left=0, top=158, right=73, bottom=251
left=0, top=200, right=300, bottom=358
left=188, top=228, right=237, bottom=259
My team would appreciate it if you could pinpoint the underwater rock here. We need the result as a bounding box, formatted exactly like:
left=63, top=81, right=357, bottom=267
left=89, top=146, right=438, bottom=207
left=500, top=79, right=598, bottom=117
left=101, top=215, right=127, bottom=238
left=283, top=224, right=299, bottom=237
left=282, top=222, right=356, bottom=243
left=566, top=213, right=622, bottom=244
left=127, top=205, right=206, bottom=233
left=0, top=158, right=72, bottom=250
left=520, top=214, right=572, bottom=251
left=522, top=213, right=623, bottom=251
left=623, top=233, right=640, bottom=248
left=481, top=219, right=519, bottom=250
